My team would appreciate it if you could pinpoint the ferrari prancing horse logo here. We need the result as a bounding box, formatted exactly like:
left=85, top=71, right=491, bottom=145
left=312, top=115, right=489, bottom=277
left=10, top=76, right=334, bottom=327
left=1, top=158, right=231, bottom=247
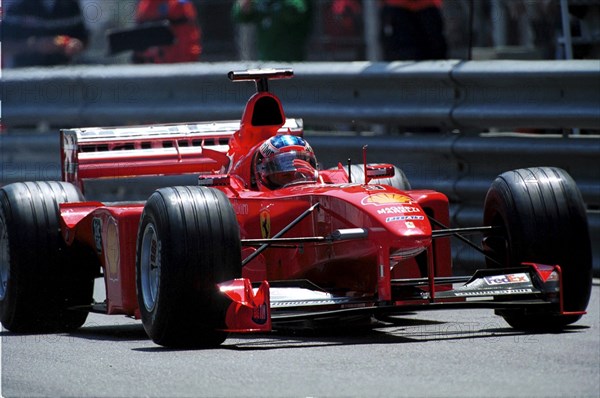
left=260, top=210, right=271, bottom=239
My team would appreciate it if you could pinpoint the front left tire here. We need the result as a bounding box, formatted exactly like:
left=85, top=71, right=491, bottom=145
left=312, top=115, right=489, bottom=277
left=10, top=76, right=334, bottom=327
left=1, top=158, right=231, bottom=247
left=136, top=186, right=241, bottom=348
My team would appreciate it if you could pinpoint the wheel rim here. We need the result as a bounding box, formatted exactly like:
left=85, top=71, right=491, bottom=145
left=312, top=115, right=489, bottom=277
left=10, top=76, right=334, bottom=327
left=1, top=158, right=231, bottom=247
left=0, top=216, right=9, bottom=300
left=140, top=223, right=161, bottom=311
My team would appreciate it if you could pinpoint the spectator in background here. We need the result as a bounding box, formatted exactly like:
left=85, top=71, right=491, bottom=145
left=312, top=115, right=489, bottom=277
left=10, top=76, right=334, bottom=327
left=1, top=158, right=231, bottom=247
left=504, top=0, right=559, bottom=59
left=232, top=0, right=313, bottom=62
left=133, top=0, right=202, bottom=64
left=326, top=0, right=364, bottom=60
left=1, top=0, right=88, bottom=68
left=380, top=0, right=447, bottom=60
left=331, top=0, right=362, bottom=35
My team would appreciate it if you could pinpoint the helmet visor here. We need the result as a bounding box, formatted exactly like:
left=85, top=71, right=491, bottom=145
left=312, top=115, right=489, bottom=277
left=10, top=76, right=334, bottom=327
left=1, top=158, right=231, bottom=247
left=257, top=151, right=317, bottom=187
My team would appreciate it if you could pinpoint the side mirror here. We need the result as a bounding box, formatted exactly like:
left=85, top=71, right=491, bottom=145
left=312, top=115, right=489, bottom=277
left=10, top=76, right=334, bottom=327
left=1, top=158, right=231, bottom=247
left=365, top=164, right=394, bottom=183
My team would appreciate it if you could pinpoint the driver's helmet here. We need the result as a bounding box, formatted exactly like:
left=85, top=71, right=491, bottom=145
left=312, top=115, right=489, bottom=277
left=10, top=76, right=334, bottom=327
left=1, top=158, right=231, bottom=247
left=254, top=135, right=318, bottom=188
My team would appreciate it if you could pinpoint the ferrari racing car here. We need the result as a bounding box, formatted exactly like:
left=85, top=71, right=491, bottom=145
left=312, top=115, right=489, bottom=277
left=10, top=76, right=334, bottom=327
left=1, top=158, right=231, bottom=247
left=0, top=69, right=593, bottom=347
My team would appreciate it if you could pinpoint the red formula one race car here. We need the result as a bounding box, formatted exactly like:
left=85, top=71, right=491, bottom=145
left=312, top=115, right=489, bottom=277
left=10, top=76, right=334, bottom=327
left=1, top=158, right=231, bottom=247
left=0, top=69, right=593, bottom=347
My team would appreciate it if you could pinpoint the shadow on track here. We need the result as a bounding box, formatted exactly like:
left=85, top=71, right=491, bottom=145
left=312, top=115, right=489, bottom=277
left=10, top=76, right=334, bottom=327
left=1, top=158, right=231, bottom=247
left=125, top=315, right=589, bottom=352
left=1, top=314, right=587, bottom=350
left=220, top=318, right=589, bottom=351
left=70, top=323, right=148, bottom=342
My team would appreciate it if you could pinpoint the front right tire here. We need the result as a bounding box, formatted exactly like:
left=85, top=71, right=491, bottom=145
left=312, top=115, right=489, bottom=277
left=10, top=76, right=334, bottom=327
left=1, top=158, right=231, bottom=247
left=483, top=167, right=592, bottom=330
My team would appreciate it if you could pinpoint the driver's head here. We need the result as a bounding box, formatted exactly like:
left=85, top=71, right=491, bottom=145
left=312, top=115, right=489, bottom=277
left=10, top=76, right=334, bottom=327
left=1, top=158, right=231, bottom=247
left=254, top=135, right=318, bottom=189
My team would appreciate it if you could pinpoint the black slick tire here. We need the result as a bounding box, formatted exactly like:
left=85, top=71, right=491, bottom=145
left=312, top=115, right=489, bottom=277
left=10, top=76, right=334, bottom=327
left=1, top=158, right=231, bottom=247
left=0, top=181, right=95, bottom=332
left=483, top=167, right=592, bottom=330
left=136, top=186, right=241, bottom=348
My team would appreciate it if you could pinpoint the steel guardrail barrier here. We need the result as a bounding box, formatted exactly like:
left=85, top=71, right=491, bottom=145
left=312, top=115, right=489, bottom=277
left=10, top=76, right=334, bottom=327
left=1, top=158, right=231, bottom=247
left=2, top=60, right=600, bottom=130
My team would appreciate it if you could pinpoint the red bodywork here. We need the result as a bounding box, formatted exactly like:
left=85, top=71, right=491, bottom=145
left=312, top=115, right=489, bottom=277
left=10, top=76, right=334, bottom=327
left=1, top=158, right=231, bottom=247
left=58, top=70, right=574, bottom=333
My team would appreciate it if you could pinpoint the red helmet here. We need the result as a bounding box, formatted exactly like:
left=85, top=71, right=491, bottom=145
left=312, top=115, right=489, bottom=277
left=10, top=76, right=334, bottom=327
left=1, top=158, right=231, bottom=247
left=254, top=135, right=318, bottom=188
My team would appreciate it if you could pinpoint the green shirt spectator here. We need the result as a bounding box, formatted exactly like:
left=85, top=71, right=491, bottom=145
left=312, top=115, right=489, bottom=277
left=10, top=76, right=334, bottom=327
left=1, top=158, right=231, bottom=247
left=233, top=0, right=313, bottom=61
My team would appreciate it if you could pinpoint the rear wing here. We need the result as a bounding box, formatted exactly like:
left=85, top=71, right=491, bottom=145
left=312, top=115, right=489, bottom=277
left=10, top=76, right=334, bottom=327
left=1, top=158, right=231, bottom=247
left=61, top=118, right=303, bottom=191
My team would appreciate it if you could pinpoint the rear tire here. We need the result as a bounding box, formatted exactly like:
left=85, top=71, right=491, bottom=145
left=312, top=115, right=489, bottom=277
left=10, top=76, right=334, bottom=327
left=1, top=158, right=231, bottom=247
left=483, top=167, right=592, bottom=330
left=0, top=182, right=94, bottom=332
left=344, top=164, right=411, bottom=190
left=136, top=186, right=241, bottom=348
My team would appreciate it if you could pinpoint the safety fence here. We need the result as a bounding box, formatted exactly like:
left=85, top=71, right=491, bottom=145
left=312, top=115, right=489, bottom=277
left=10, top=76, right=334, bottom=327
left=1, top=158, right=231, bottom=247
left=2, top=60, right=599, bottom=130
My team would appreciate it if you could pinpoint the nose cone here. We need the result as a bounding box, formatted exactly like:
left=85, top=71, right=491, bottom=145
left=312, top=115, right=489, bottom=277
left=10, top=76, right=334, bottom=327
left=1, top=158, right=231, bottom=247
left=361, top=192, right=432, bottom=249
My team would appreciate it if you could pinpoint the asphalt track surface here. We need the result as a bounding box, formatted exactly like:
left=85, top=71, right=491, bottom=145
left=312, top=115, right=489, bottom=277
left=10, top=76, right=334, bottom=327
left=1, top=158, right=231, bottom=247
left=2, top=280, right=599, bottom=398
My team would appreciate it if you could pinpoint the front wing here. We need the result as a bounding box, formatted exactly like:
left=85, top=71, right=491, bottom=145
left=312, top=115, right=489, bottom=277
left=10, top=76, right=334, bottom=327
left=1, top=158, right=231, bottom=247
left=216, top=263, right=582, bottom=333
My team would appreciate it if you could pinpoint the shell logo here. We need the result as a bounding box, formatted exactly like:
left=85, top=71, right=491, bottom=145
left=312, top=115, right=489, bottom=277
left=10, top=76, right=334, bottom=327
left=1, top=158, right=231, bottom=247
left=361, top=193, right=414, bottom=206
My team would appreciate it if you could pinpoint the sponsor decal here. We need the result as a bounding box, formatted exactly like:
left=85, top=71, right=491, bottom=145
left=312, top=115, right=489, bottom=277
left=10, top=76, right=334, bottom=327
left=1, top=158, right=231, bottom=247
left=364, top=185, right=385, bottom=191
left=92, top=218, right=102, bottom=254
left=454, top=288, right=533, bottom=297
left=330, top=183, right=361, bottom=189
left=385, top=215, right=425, bottom=223
left=377, top=206, right=420, bottom=215
left=484, top=273, right=530, bottom=285
left=260, top=210, right=271, bottom=239
left=405, top=221, right=415, bottom=229
left=259, top=140, right=277, bottom=157
left=232, top=201, right=249, bottom=215
left=361, top=193, right=414, bottom=206
left=547, top=271, right=559, bottom=282
left=252, top=303, right=269, bottom=325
